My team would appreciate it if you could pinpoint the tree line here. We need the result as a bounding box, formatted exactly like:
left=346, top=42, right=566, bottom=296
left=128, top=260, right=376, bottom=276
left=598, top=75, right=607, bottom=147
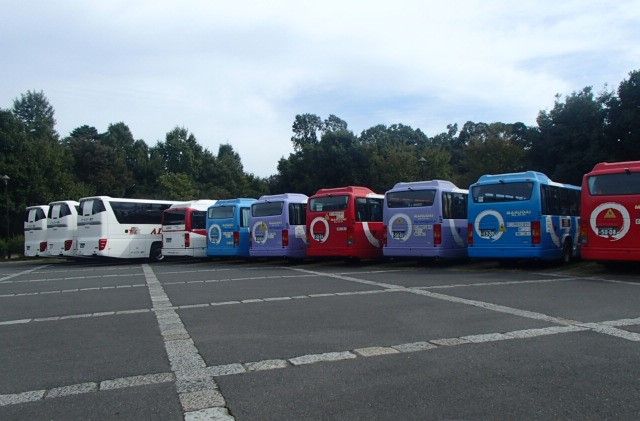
left=1, top=69, right=638, bottom=237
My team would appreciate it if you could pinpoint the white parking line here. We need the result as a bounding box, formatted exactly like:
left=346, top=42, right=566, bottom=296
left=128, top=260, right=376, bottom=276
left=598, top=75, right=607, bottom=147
left=416, top=277, right=576, bottom=290
left=31, top=265, right=142, bottom=275
left=141, top=264, right=234, bottom=419
left=0, top=265, right=50, bottom=283
left=162, top=273, right=320, bottom=286
left=0, top=284, right=146, bottom=298
left=0, top=272, right=146, bottom=285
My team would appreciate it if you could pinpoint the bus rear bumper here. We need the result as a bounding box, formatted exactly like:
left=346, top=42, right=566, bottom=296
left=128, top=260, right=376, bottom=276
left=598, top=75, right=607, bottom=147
left=206, top=248, right=250, bottom=258
left=468, top=246, right=560, bottom=260
left=162, top=247, right=206, bottom=258
left=581, top=246, right=640, bottom=262
left=306, top=246, right=382, bottom=259
left=383, top=246, right=467, bottom=259
left=250, top=248, right=306, bottom=258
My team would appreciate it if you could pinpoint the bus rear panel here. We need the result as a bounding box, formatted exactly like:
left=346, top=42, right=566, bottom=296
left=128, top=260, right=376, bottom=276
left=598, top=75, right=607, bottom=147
left=580, top=161, right=640, bottom=262
left=206, top=198, right=256, bottom=257
left=384, top=180, right=468, bottom=259
left=249, top=193, right=308, bottom=258
left=468, top=171, right=580, bottom=261
left=24, top=205, right=49, bottom=257
left=306, top=186, right=384, bottom=259
left=162, top=200, right=216, bottom=258
left=46, top=200, right=79, bottom=257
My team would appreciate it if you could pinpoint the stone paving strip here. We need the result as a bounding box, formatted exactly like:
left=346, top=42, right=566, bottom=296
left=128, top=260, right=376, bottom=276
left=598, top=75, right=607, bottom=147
left=0, top=265, right=50, bottom=283
left=141, top=264, right=234, bottom=420
left=0, top=372, right=175, bottom=407
left=162, top=273, right=320, bottom=286
left=0, top=283, right=146, bottom=297
left=287, top=267, right=640, bottom=343
left=414, top=277, right=577, bottom=290
left=203, top=325, right=592, bottom=378
left=0, top=272, right=146, bottom=285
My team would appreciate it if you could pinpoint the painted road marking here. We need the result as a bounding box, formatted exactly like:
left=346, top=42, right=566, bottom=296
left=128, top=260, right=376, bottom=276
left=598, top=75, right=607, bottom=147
left=416, top=277, right=577, bottom=290
left=141, top=264, right=233, bottom=419
left=0, top=273, right=146, bottom=285
left=0, top=283, right=146, bottom=297
left=162, top=273, right=320, bottom=286
left=0, top=265, right=50, bottom=283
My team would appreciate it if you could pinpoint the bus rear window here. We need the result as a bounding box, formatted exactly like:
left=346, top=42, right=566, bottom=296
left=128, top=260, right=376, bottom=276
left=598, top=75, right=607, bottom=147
left=79, top=199, right=106, bottom=216
left=163, top=210, right=186, bottom=225
left=386, top=190, right=436, bottom=208
left=356, top=197, right=383, bottom=222
left=309, top=196, right=348, bottom=212
left=472, top=182, right=533, bottom=203
left=289, top=203, right=306, bottom=225
left=588, top=173, right=640, bottom=195
left=192, top=211, right=206, bottom=229
left=208, top=206, right=234, bottom=219
left=252, top=201, right=284, bottom=217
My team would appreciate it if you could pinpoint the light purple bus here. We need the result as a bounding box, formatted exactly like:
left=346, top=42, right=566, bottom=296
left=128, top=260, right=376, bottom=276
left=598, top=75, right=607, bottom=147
left=249, top=193, right=308, bottom=258
left=383, top=180, right=468, bottom=258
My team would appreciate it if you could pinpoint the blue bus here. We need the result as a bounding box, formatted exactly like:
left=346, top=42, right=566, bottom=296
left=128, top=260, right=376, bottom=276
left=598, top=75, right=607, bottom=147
left=467, top=171, right=581, bottom=262
left=249, top=193, right=308, bottom=259
left=384, top=180, right=468, bottom=259
left=206, top=198, right=257, bottom=257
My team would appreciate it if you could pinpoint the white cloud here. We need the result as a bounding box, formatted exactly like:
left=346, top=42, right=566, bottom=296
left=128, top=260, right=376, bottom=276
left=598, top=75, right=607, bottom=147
left=1, top=0, right=638, bottom=176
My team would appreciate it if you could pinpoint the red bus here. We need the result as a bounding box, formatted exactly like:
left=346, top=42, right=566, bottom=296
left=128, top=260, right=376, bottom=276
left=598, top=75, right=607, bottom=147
left=580, top=161, right=640, bottom=262
left=162, top=200, right=216, bottom=258
left=306, top=186, right=384, bottom=259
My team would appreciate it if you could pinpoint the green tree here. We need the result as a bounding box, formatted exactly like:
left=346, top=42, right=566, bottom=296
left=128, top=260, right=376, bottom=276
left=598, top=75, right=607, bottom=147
left=158, top=172, right=198, bottom=200
left=606, top=70, right=640, bottom=162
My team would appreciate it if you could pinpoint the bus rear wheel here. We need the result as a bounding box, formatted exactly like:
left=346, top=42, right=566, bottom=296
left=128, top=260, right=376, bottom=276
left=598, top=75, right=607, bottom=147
left=562, top=239, right=572, bottom=264
left=149, top=242, right=164, bottom=262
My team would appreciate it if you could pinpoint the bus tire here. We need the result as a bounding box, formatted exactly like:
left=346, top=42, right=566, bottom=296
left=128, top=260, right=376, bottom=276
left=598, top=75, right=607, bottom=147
left=149, top=242, right=164, bottom=262
left=562, top=239, right=572, bottom=264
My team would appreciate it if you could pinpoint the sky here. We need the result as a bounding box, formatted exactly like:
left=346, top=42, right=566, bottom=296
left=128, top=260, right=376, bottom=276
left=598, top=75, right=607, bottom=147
left=1, top=1, right=639, bottom=177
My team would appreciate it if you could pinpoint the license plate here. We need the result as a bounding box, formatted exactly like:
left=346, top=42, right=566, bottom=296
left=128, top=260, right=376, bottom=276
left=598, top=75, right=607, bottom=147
left=392, top=231, right=405, bottom=239
left=314, top=234, right=324, bottom=241
left=166, top=237, right=172, bottom=243
left=79, top=243, right=85, bottom=248
left=598, top=227, right=618, bottom=236
left=26, top=246, right=30, bottom=250
left=480, top=229, right=496, bottom=238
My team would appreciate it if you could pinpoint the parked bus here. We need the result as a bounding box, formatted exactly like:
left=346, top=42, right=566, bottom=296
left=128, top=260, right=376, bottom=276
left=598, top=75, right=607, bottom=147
left=46, top=200, right=80, bottom=257
left=162, top=200, right=217, bottom=258
left=306, top=186, right=384, bottom=259
left=24, top=205, right=49, bottom=257
left=249, top=193, right=308, bottom=258
left=206, top=198, right=256, bottom=257
left=76, top=196, right=176, bottom=260
left=468, top=171, right=581, bottom=262
left=580, top=161, right=640, bottom=262
left=384, top=180, right=468, bottom=259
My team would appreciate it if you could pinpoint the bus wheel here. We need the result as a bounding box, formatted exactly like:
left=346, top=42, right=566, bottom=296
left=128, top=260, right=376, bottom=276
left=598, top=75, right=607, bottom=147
left=562, top=240, right=572, bottom=264
left=149, top=242, right=164, bottom=262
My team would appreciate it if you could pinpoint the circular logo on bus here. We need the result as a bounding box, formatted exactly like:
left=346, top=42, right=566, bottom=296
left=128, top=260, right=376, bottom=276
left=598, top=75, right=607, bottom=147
left=474, top=210, right=505, bottom=242
left=252, top=221, right=269, bottom=245
left=387, top=213, right=412, bottom=242
left=208, top=224, right=222, bottom=245
left=309, top=216, right=330, bottom=243
left=589, top=202, right=630, bottom=241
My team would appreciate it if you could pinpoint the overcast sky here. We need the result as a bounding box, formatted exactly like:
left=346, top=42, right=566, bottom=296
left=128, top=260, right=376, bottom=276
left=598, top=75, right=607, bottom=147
left=1, top=1, right=639, bottom=176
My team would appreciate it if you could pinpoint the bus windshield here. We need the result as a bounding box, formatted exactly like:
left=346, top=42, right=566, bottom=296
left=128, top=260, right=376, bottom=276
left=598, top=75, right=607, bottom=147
left=588, top=173, right=640, bottom=195
left=386, top=190, right=436, bottom=208
left=208, top=206, right=234, bottom=219
left=163, top=210, right=186, bottom=225
left=472, top=182, right=534, bottom=203
left=356, top=197, right=383, bottom=222
left=252, top=201, right=284, bottom=217
left=309, top=196, right=349, bottom=212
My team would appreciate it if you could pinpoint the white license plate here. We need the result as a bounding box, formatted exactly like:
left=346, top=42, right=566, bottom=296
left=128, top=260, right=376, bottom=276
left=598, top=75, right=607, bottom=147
left=314, top=234, right=324, bottom=241
left=598, top=227, right=618, bottom=236
left=166, top=237, right=172, bottom=243
left=480, top=229, right=496, bottom=238
left=79, top=243, right=85, bottom=248
left=392, top=231, right=405, bottom=239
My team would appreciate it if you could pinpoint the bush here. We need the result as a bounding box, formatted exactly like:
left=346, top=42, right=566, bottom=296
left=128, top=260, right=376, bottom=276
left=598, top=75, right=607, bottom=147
left=0, top=236, right=24, bottom=258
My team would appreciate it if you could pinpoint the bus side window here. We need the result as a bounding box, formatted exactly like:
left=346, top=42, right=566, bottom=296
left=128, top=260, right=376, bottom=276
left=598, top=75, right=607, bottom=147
left=36, top=208, right=46, bottom=221
left=240, top=208, right=251, bottom=227
left=289, top=203, right=306, bottom=225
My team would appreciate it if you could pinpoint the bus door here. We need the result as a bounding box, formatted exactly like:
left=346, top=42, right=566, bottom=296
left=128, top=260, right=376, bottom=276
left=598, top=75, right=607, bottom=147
left=251, top=201, right=285, bottom=252
left=163, top=208, right=187, bottom=249
left=24, top=207, right=47, bottom=256
left=308, top=195, right=351, bottom=248
left=355, top=196, right=384, bottom=250
left=386, top=189, right=438, bottom=249
left=78, top=198, right=108, bottom=255
left=471, top=182, right=537, bottom=248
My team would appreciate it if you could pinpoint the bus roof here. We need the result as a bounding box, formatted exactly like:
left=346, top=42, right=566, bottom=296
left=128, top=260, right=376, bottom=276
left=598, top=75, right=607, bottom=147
left=587, top=160, right=640, bottom=175
left=209, top=198, right=257, bottom=208
left=256, top=193, right=308, bottom=204
left=472, top=171, right=580, bottom=190
left=78, top=196, right=178, bottom=205
left=388, top=179, right=466, bottom=194
left=26, top=205, right=49, bottom=211
left=312, top=186, right=378, bottom=197
left=47, top=200, right=79, bottom=206
left=167, top=200, right=217, bottom=211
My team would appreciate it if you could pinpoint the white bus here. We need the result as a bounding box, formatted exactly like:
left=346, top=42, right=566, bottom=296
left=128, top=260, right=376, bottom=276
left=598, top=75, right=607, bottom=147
left=162, top=200, right=217, bottom=257
left=77, top=196, right=177, bottom=260
left=46, top=200, right=80, bottom=257
left=24, top=205, right=49, bottom=257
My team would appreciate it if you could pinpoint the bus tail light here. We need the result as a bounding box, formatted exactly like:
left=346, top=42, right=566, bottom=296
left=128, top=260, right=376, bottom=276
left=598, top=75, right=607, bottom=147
left=282, top=229, right=289, bottom=247
left=382, top=225, right=388, bottom=246
left=531, top=220, right=541, bottom=245
left=433, top=223, right=442, bottom=246
left=184, top=232, right=190, bottom=248
left=39, top=242, right=47, bottom=252
left=467, top=224, right=474, bottom=246
left=64, top=240, right=73, bottom=251
left=233, top=231, right=240, bottom=247
left=98, top=238, right=108, bottom=251
left=347, top=226, right=354, bottom=246
left=580, top=220, right=588, bottom=245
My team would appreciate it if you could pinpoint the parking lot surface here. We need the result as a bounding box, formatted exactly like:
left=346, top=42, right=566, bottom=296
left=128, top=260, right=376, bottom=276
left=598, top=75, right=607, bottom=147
left=0, top=258, right=639, bottom=420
